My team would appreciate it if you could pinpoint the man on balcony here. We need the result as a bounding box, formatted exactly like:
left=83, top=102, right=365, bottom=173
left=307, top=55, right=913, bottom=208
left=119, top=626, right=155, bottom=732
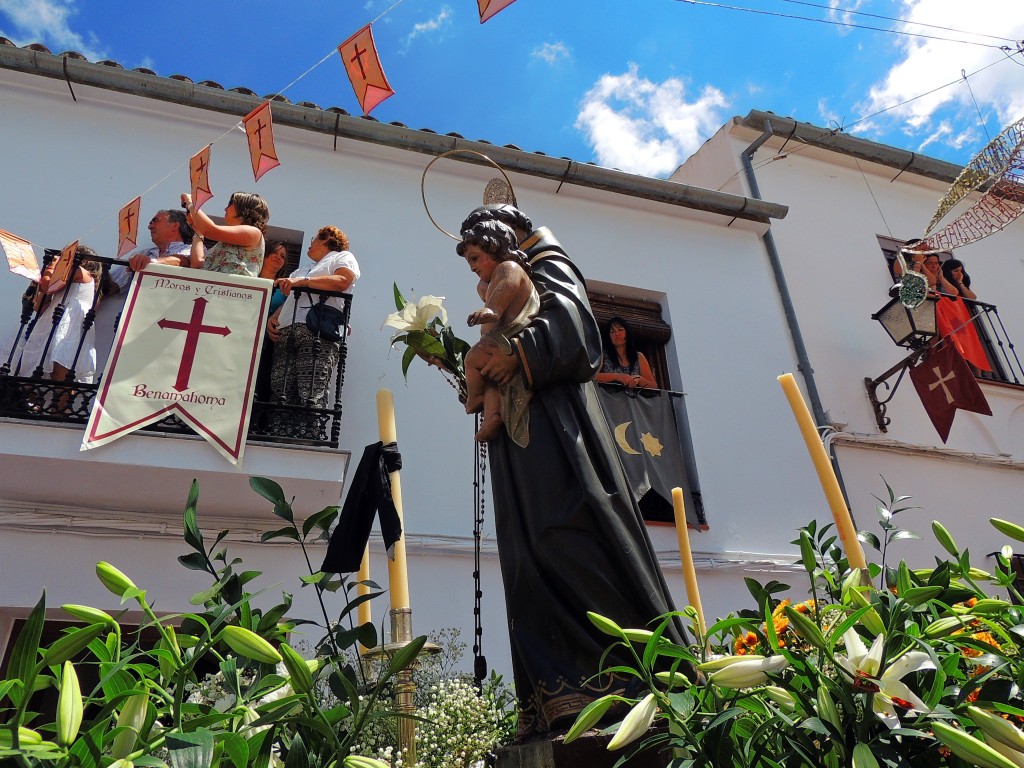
left=96, top=210, right=194, bottom=371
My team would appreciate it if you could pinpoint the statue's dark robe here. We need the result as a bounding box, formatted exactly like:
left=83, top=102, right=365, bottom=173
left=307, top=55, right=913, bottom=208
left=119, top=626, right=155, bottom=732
left=489, top=227, right=690, bottom=738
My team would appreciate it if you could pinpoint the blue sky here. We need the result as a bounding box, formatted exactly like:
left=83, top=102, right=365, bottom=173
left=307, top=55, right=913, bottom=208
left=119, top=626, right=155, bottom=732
left=1, top=0, right=1023, bottom=178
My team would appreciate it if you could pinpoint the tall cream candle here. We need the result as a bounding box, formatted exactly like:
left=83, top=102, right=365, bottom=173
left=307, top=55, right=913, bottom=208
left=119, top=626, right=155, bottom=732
left=777, top=373, right=868, bottom=571
left=376, top=389, right=410, bottom=610
left=672, top=487, right=706, bottom=639
left=357, top=546, right=371, bottom=652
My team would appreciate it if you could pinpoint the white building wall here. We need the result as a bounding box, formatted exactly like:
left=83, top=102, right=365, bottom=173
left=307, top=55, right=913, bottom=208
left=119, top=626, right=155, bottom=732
left=676, top=122, right=1024, bottom=579
left=11, top=64, right=993, bottom=680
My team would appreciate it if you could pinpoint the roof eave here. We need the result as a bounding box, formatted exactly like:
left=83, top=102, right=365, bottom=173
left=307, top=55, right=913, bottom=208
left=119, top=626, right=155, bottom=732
left=0, top=44, right=787, bottom=224
left=737, top=109, right=963, bottom=183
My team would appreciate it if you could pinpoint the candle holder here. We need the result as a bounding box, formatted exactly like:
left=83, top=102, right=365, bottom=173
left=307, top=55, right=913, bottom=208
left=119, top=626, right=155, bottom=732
left=362, top=607, right=441, bottom=766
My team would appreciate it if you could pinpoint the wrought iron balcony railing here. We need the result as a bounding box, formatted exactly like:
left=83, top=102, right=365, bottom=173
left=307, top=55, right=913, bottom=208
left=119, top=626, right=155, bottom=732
left=1, top=253, right=351, bottom=448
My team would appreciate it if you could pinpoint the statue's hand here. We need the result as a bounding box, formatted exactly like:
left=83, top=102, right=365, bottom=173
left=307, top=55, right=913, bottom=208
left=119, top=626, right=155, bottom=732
left=467, top=308, right=498, bottom=327
left=480, top=349, right=519, bottom=385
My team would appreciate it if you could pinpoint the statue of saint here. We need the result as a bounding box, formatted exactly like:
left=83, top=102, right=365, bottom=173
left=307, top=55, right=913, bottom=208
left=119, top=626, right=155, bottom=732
left=460, top=204, right=693, bottom=740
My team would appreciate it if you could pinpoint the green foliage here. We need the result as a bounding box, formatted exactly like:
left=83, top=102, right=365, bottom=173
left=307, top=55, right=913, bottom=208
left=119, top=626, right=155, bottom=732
left=0, top=478, right=422, bottom=768
left=572, top=483, right=1024, bottom=768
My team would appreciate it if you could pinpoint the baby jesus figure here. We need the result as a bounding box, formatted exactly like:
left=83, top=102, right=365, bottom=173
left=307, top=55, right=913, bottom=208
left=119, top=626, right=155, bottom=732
left=457, top=220, right=539, bottom=443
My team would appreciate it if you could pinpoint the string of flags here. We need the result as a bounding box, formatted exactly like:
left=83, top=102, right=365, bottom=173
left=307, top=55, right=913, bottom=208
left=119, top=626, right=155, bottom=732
left=1, top=0, right=520, bottom=279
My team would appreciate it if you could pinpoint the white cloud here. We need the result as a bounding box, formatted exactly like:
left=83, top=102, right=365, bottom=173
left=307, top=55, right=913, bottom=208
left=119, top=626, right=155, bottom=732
left=531, top=41, right=570, bottom=65
left=861, top=0, right=1024, bottom=150
left=575, top=64, right=729, bottom=177
left=401, top=6, right=452, bottom=52
left=827, top=0, right=865, bottom=35
left=0, top=0, right=105, bottom=60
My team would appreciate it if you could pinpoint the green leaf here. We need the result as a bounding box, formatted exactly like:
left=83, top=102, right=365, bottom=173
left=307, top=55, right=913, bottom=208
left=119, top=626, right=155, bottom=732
left=798, top=531, right=817, bottom=574
left=250, top=478, right=294, bottom=524
left=393, top=282, right=406, bottom=311
left=261, top=526, right=300, bottom=543
left=189, top=583, right=224, bottom=606
left=39, top=622, right=106, bottom=668
left=177, top=552, right=209, bottom=571
left=301, top=506, right=339, bottom=538
left=283, top=732, right=309, bottom=768
left=222, top=733, right=248, bottom=768
left=167, top=729, right=216, bottom=768
left=8, top=592, right=46, bottom=706
left=182, top=479, right=203, bottom=553
left=858, top=531, right=881, bottom=551
left=401, top=344, right=418, bottom=380
left=384, top=635, right=428, bottom=678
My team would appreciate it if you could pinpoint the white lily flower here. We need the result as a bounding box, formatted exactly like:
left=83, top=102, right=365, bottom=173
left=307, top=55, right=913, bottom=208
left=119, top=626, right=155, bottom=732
left=707, top=655, right=790, bottom=689
left=836, top=628, right=935, bottom=729
left=382, top=295, right=447, bottom=335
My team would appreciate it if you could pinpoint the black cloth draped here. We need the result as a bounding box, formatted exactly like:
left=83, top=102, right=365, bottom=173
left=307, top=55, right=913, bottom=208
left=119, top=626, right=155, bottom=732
left=321, top=441, right=402, bottom=573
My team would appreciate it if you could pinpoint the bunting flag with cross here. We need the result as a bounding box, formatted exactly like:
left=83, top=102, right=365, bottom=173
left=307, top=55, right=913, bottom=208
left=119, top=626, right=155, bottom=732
left=242, top=102, right=282, bottom=182
left=189, top=145, right=214, bottom=212
left=478, top=0, right=517, bottom=23
left=117, top=196, right=142, bottom=258
left=908, top=340, right=992, bottom=443
left=338, top=24, right=395, bottom=115
left=46, top=241, right=78, bottom=296
left=83, top=264, right=272, bottom=463
left=0, top=228, right=40, bottom=281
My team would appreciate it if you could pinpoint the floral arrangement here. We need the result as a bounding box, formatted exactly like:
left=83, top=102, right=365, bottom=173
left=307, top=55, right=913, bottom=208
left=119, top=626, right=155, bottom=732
left=383, top=284, right=469, bottom=401
left=570, top=482, right=1024, bottom=768
left=0, top=478, right=423, bottom=768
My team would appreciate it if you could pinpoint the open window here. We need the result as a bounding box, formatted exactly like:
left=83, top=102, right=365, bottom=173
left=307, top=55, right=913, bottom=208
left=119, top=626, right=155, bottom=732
left=587, top=283, right=706, bottom=529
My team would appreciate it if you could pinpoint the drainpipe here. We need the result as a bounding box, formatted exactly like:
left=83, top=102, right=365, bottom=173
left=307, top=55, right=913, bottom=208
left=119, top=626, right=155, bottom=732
left=741, top=122, right=853, bottom=510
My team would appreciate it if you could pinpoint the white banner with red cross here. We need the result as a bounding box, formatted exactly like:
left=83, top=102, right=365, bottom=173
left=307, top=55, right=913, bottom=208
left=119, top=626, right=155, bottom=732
left=83, top=264, right=271, bottom=464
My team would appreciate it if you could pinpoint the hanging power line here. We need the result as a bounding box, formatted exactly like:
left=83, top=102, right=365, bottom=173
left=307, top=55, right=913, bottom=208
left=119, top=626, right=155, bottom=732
left=779, top=0, right=1023, bottom=46
left=675, top=0, right=1018, bottom=52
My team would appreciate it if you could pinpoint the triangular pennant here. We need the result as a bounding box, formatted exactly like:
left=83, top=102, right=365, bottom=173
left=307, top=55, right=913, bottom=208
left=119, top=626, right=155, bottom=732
left=117, top=196, right=142, bottom=258
left=242, top=101, right=282, bottom=182
left=478, top=0, right=517, bottom=22
left=909, top=341, right=992, bottom=443
left=338, top=24, right=395, bottom=115
left=46, top=241, right=78, bottom=296
left=190, top=145, right=214, bottom=212
left=0, top=228, right=40, bottom=281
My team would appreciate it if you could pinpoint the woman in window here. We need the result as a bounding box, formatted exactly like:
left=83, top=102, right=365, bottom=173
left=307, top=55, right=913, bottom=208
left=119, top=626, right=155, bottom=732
left=595, top=316, right=657, bottom=389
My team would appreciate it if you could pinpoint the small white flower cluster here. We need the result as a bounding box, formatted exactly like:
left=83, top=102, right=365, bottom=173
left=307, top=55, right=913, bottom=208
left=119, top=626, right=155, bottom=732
left=413, top=678, right=502, bottom=768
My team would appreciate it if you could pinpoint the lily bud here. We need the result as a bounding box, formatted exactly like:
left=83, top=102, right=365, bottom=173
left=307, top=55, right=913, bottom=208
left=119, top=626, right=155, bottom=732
left=654, top=670, right=692, bottom=689
left=841, top=569, right=862, bottom=603
left=96, top=562, right=137, bottom=598
left=932, top=521, right=959, bottom=557
left=969, top=706, right=1024, bottom=754
left=110, top=693, right=149, bottom=759
left=924, top=616, right=967, bottom=639
left=56, top=661, right=83, bottom=746
left=989, top=739, right=1024, bottom=768
left=848, top=587, right=886, bottom=636
left=587, top=612, right=627, bottom=640
left=279, top=643, right=313, bottom=695
left=343, top=757, right=392, bottom=768
left=220, top=625, right=282, bottom=665
left=817, top=686, right=841, bottom=731
left=708, top=655, right=790, bottom=689
left=784, top=605, right=828, bottom=650
left=564, top=695, right=615, bottom=744
left=607, top=693, right=658, bottom=750
left=699, top=654, right=765, bottom=673
left=61, top=604, right=115, bottom=625
left=990, top=518, right=1024, bottom=543
left=853, top=742, right=881, bottom=768
left=932, top=721, right=1020, bottom=768
left=763, top=685, right=798, bottom=712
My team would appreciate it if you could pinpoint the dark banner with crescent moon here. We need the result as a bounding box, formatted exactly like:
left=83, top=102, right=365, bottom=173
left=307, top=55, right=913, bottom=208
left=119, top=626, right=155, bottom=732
left=596, top=386, right=705, bottom=529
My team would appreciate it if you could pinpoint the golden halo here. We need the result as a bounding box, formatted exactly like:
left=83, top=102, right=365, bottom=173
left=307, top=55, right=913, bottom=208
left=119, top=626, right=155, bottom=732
left=420, top=149, right=516, bottom=241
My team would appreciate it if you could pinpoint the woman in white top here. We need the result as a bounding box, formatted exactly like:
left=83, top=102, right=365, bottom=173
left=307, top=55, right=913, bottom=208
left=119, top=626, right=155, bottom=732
left=267, top=225, right=359, bottom=409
